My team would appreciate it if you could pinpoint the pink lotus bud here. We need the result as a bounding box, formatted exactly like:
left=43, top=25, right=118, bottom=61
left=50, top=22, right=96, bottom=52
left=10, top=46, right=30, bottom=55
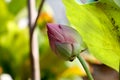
left=47, top=23, right=86, bottom=61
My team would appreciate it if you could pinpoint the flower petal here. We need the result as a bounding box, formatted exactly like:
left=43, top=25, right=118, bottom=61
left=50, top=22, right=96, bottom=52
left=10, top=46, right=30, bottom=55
left=47, top=23, right=65, bottom=42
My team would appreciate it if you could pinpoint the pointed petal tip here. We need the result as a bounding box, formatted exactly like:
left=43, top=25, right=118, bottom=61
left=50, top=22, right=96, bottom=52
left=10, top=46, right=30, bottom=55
left=47, top=23, right=57, bottom=27
left=47, top=23, right=61, bottom=33
left=47, top=23, right=56, bottom=30
left=46, top=23, right=52, bottom=29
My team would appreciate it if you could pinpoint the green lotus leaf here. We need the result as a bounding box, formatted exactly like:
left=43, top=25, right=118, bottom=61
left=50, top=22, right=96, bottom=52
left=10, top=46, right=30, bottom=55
left=62, top=0, right=120, bottom=71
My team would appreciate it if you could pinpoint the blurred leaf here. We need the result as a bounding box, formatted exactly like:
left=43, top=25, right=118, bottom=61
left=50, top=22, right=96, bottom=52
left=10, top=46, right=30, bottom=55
left=6, top=0, right=27, bottom=15
left=0, top=46, right=15, bottom=77
left=63, top=0, right=120, bottom=71
left=0, top=0, right=29, bottom=79
left=0, top=19, right=29, bottom=79
left=0, top=0, right=13, bottom=35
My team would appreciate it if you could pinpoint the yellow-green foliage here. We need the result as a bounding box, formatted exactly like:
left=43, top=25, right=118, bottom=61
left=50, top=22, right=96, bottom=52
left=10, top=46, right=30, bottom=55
left=63, top=0, right=120, bottom=71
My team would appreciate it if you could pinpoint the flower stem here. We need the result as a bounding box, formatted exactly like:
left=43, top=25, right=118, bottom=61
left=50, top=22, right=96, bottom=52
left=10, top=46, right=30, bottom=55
left=119, top=59, right=120, bottom=80
left=77, top=55, right=94, bottom=80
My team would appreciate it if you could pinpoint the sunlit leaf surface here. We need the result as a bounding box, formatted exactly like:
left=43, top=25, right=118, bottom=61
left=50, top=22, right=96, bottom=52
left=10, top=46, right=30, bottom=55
left=63, top=0, right=120, bottom=71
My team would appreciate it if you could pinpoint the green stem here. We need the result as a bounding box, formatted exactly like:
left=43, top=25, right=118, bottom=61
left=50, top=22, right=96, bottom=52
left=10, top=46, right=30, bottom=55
left=119, top=59, right=120, bottom=80
left=77, top=55, right=94, bottom=80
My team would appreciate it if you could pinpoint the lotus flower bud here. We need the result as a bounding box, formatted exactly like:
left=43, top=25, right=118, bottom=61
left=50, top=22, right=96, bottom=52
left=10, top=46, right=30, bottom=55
left=47, top=23, right=86, bottom=61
